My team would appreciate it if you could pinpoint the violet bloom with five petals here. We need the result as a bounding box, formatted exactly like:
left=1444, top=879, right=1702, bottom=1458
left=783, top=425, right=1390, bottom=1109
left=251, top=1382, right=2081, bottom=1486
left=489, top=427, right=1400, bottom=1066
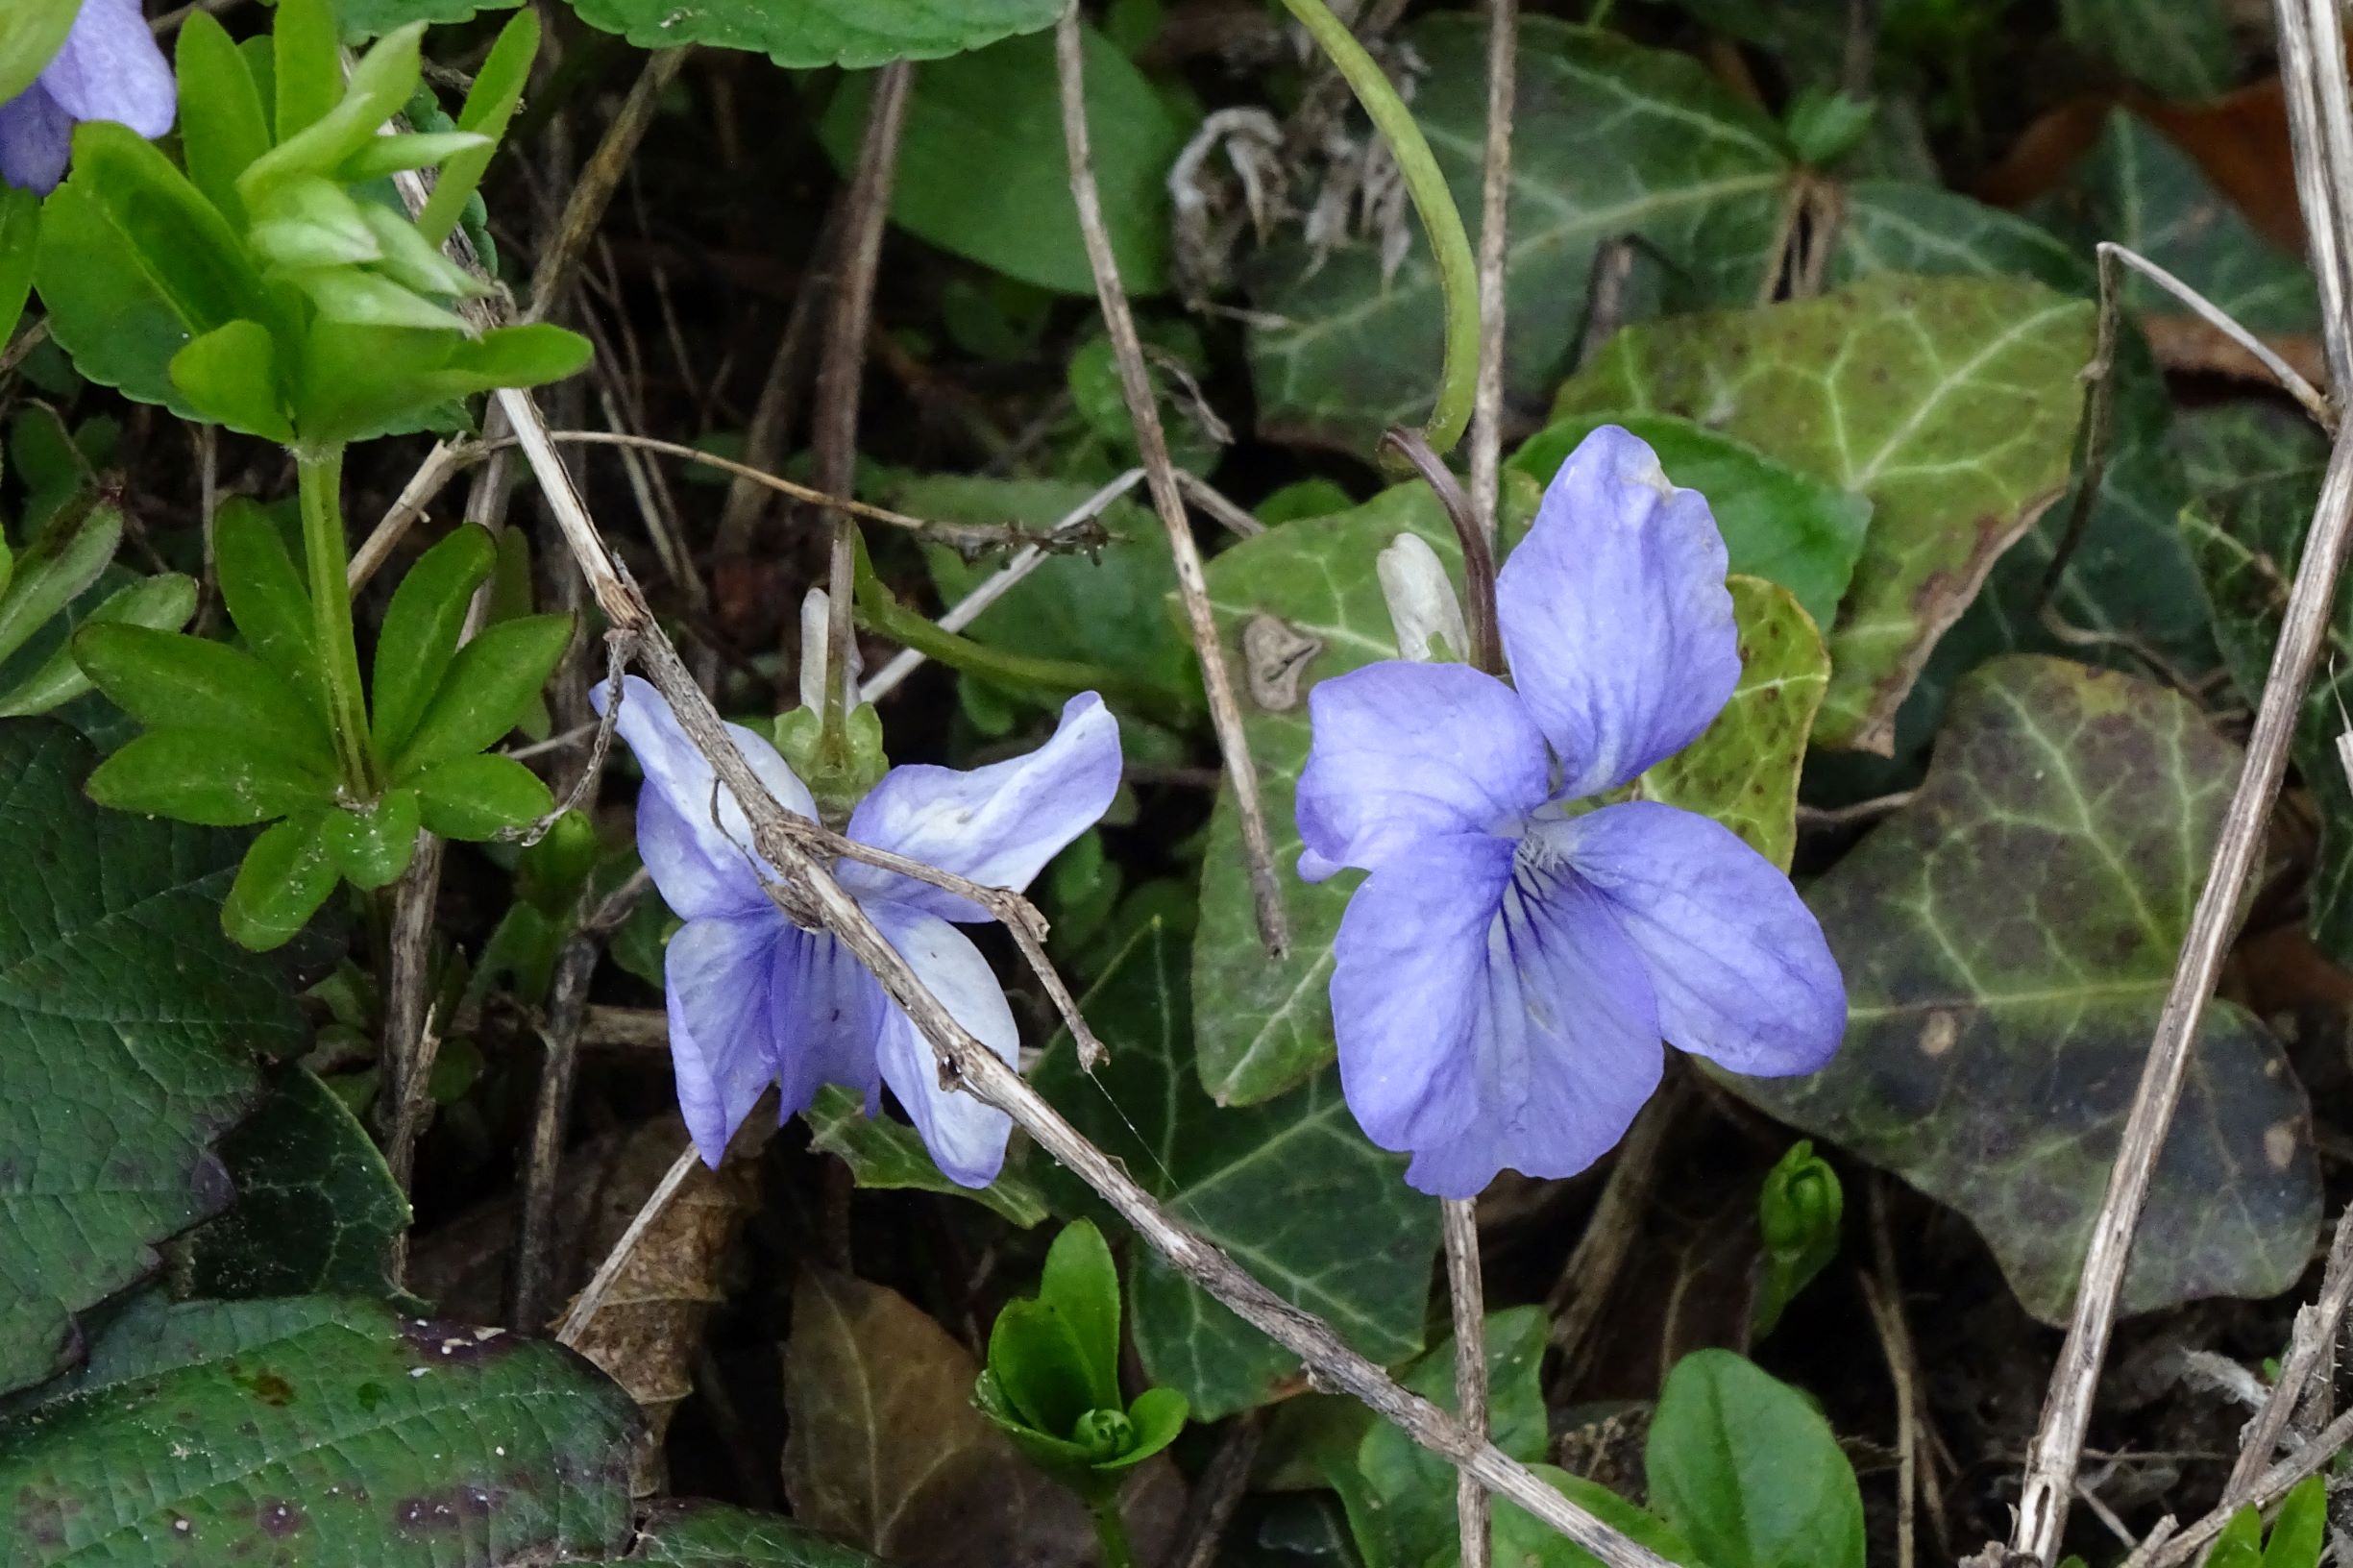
left=1296, top=426, right=1846, bottom=1198
left=598, top=676, right=1121, bottom=1186
left=0, top=0, right=176, bottom=194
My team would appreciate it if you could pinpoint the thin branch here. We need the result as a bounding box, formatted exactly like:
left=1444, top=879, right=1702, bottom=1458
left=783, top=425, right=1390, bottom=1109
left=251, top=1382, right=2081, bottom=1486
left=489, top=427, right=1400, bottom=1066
left=713, top=212, right=836, bottom=557
left=1173, top=470, right=1267, bottom=539
left=353, top=438, right=470, bottom=591
left=861, top=468, right=1147, bottom=704
left=2121, top=1407, right=2353, bottom=1568
left=1054, top=4, right=1291, bottom=959
left=1466, top=0, right=1517, bottom=549
left=1161, top=1409, right=1266, bottom=1568
left=527, top=49, right=692, bottom=320
left=1445, top=1198, right=1492, bottom=1568
left=2105, top=244, right=2331, bottom=426
left=2224, top=1205, right=2353, bottom=1498
left=556, top=1139, right=702, bottom=1345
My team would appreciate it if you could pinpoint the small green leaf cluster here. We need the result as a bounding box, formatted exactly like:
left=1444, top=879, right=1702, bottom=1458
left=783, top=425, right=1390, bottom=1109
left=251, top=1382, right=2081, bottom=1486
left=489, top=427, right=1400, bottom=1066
left=1751, top=1139, right=1843, bottom=1338
left=2211, top=1476, right=2328, bottom=1568
left=77, top=508, right=572, bottom=949
left=974, top=1220, right=1188, bottom=1504
left=41, top=0, right=584, bottom=450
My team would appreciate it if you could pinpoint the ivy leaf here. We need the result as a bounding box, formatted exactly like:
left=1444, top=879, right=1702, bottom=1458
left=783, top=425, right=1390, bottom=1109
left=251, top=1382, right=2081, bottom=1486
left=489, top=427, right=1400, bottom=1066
left=1731, top=655, right=2320, bottom=1320
left=0, top=1294, right=639, bottom=1565
left=0, top=722, right=298, bottom=1398
left=1831, top=183, right=2092, bottom=294
left=1249, top=15, right=1790, bottom=453
left=567, top=0, right=1060, bottom=69
left=624, top=1501, right=884, bottom=1566
left=1646, top=1350, right=1864, bottom=1568
left=1637, top=576, right=1828, bottom=872
left=804, top=1085, right=1050, bottom=1228
left=1031, top=915, right=1439, bottom=1421
left=178, top=1066, right=409, bottom=1299
left=2057, top=0, right=2232, bottom=99
left=820, top=25, right=1189, bottom=296
left=1552, top=273, right=2096, bottom=753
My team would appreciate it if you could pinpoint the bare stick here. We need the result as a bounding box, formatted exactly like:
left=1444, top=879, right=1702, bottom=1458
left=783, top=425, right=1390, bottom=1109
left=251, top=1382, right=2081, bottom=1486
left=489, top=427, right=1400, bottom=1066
left=1445, top=1198, right=1492, bottom=1568
left=2008, top=6, right=2353, bottom=1557
left=861, top=468, right=1146, bottom=704
left=1859, top=1270, right=1916, bottom=1568
left=1162, top=1409, right=1266, bottom=1568
left=2224, top=1206, right=2353, bottom=1499
left=816, top=61, right=913, bottom=724
left=1466, top=0, right=1517, bottom=550
left=353, top=439, right=469, bottom=591
left=1173, top=470, right=1267, bottom=539
left=2104, top=244, right=2330, bottom=425
left=1055, top=4, right=1290, bottom=959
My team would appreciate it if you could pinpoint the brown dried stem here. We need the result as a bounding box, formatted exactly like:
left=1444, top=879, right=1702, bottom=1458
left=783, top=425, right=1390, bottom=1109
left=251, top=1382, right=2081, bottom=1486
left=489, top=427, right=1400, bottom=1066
left=1466, top=0, right=1517, bottom=549
left=1053, top=3, right=1290, bottom=959
left=1444, top=1198, right=1492, bottom=1568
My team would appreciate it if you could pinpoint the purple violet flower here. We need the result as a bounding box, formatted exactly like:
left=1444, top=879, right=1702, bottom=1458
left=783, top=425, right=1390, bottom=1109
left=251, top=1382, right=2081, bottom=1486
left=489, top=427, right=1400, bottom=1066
left=597, top=676, right=1121, bottom=1186
left=0, top=0, right=176, bottom=194
left=1296, top=426, right=1846, bottom=1198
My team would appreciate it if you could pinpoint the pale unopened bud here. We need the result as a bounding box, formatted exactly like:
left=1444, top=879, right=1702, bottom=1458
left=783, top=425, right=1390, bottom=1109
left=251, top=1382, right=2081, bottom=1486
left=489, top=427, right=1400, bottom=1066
left=1378, top=533, right=1469, bottom=663
left=797, top=587, right=863, bottom=712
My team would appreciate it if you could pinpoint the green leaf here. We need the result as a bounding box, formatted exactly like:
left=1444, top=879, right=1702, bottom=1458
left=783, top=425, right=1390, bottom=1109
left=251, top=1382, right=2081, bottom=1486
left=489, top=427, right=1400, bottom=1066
left=1119, top=1385, right=1188, bottom=1468
left=1830, top=182, right=2092, bottom=294
left=2039, top=110, right=2316, bottom=335
left=390, top=612, right=574, bottom=777
left=68, top=120, right=271, bottom=339
left=419, top=10, right=537, bottom=245
left=337, top=0, right=522, bottom=39
left=2265, top=1476, right=2328, bottom=1568
left=273, top=0, right=343, bottom=143
left=249, top=176, right=385, bottom=270
left=1551, top=273, right=2096, bottom=753
left=32, top=175, right=201, bottom=416
left=170, top=318, right=293, bottom=442
left=0, top=723, right=298, bottom=1396
left=320, top=788, right=422, bottom=891
left=0, top=185, right=37, bottom=355
left=242, top=22, right=427, bottom=208
left=1647, top=1350, right=1865, bottom=1568
left=0, top=570, right=197, bottom=719
left=215, top=497, right=322, bottom=713
left=0, top=0, right=76, bottom=106
left=0, top=503, right=122, bottom=669
left=820, top=24, right=1189, bottom=296
left=985, top=1298, right=1097, bottom=1443
left=1494, top=1472, right=1707, bottom=1568
left=1732, top=654, right=2320, bottom=1319
left=286, top=265, right=470, bottom=331
left=1030, top=914, right=1440, bottom=1420
left=565, top=0, right=1061, bottom=67
left=74, top=623, right=333, bottom=772
left=175, top=12, right=273, bottom=226
left=373, top=524, right=496, bottom=759
left=1039, top=1219, right=1122, bottom=1411
left=222, top=813, right=339, bottom=951
left=2059, top=0, right=2231, bottom=98
left=624, top=1500, right=885, bottom=1566
left=904, top=476, right=1196, bottom=716
left=803, top=1084, right=1050, bottom=1227
left=410, top=751, right=552, bottom=839
left=1249, top=16, right=1790, bottom=453
left=180, top=1066, right=409, bottom=1298
left=0, top=1294, right=639, bottom=1564
left=86, top=727, right=335, bottom=826
left=1637, top=576, right=1828, bottom=871
left=2211, top=1506, right=2265, bottom=1568
left=1512, top=415, right=1870, bottom=632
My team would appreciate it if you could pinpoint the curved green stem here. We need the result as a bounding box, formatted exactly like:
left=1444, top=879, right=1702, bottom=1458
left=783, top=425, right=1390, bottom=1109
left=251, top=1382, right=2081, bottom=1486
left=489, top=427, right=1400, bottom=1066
left=849, top=534, right=1192, bottom=725
left=296, top=448, right=380, bottom=796
left=1087, top=1494, right=1137, bottom=1568
left=1280, top=0, right=1480, bottom=455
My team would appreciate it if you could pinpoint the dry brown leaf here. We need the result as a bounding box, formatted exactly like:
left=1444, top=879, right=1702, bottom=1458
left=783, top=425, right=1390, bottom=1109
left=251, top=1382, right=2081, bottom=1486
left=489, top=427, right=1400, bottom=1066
left=2140, top=313, right=2328, bottom=388
left=781, top=1266, right=1181, bottom=1568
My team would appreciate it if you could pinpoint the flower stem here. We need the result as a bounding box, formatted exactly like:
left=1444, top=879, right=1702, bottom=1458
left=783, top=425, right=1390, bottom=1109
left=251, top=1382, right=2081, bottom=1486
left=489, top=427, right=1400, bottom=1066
left=1087, top=1493, right=1137, bottom=1568
left=296, top=448, right=380, bottom=797
left=1279, top=0, right=1481, bottom=455
left=1382, top=428, right=1504, bottom=676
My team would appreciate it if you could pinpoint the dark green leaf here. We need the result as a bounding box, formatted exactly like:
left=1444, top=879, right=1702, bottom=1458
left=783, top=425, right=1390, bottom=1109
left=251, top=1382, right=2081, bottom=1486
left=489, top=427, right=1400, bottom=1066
left=1647, top=1349, right=1864, bottom=1568
left=68, top=120, right=270, bottom=339
left=320, top=788, right=422, bottom=891
left=410, top=751, right=552, bottom=839
left=0, top=723, right=297, bottom=1395
left=31, top=175, right=199, bottom=415
left=181, top=1066, right=408, bottom=1298
left=74, top=623, right=331, bottom=772
left=222, top=814, right=338, bottom=952
left=1552, top=273, right=2096, bottom=752
left=1509, top=415, right=1871, bottom=631
left=624, top=1500, right=885, bottom=1566
left=214, top=497, right=321, bottom=715
left=821, top=25, right=1189, bottom=296
left=2058, top=0, right=2231, bottom=98
left=372, top=524, right=495, bottom=759
left=566, top=0, right=1061, bottom=68
left=0, top=1294, right=638, bottom=1565
left=0, top=570, right=197, bottom=720
left=1031, top=915, right=1439, bottom=1419
left=803, top=1085, right=1049, bottom=1227
left=170, top=318, right=293, bottom=442
left=1830, top=182, right=2092, bottom=294
left=86, top=727, right=334, bottom=826
left=985, top=1298, right=1097, bottom=1440
left=175, top=11, right=272, bottom=226
left=390, top=612, right=573, bottom=778
left=0, top=503, right=121, bottom=669
left=0, top=185, right=37, bottom=355
left=1734, top=655, right=2320, bottom=1319
left=338, top=0, right=522, bottom=39
left=1249, top=16, right=1790, bottom=453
